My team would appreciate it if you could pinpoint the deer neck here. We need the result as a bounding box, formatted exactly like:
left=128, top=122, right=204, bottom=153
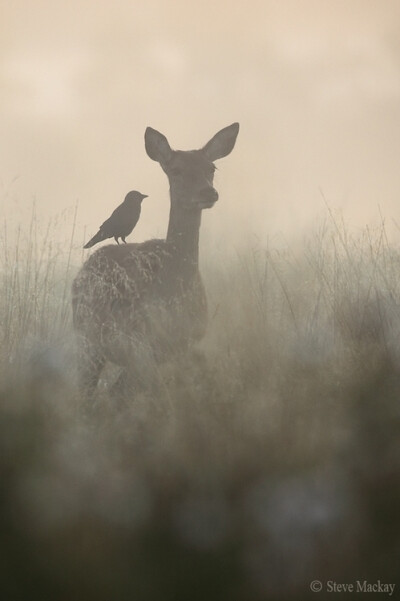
left=166, top=200, right=201, bottom=279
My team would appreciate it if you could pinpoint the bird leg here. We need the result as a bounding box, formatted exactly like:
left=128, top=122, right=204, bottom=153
left=121, top=237, right=127, bottom=244
left=114, top=236, right=120, bottom=244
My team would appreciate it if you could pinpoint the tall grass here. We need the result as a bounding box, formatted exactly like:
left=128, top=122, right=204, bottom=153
left=1, top=206, right=399, bottom=599
left=0, top=205, right=80, bottom=381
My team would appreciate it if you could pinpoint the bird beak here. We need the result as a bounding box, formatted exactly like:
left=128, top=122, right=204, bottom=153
left=142, top=194, right=148, bottom=199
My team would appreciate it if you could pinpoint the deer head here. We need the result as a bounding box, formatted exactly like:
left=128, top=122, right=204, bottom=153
left=144, top=123, right=239, bottom=211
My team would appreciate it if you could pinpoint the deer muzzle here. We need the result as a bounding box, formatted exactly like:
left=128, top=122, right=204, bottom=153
left=197, top=187, right=219, bottom=209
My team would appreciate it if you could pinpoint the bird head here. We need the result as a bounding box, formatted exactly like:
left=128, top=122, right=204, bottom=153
left=124, top=190, right=148, bottom=204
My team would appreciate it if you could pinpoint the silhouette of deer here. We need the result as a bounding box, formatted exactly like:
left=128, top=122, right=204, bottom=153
left=72, top=123, right=239, bottom=398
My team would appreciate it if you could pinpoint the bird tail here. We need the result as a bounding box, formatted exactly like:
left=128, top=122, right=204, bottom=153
left=83, top=229, right=107, bottom=249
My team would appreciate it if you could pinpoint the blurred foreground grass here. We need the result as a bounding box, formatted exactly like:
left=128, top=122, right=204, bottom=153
left=0, top=209, right=399, bottom=599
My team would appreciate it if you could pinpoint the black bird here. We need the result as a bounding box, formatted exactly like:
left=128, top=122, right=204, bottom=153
left=84, top=190, right=148, bottom=249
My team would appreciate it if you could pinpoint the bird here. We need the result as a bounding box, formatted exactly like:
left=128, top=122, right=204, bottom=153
left=83, top=190, right=148, bottom=249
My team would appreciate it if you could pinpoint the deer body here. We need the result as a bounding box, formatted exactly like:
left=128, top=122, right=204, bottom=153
left=72, top=123, right=239, bottom=396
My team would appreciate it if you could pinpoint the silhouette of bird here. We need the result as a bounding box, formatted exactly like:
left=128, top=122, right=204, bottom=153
left=84, top=190, right=148, bottom=249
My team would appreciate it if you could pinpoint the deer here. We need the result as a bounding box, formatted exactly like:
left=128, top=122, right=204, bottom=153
left=72, top=122, right=239, bottom=399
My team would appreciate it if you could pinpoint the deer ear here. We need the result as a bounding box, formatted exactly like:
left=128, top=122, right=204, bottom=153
left=202, top=122, right=239, bottom=161
left=145, top=127, right=173, bottom=164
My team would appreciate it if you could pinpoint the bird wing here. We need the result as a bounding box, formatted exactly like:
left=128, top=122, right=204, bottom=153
left=99, top=216, right=113, bottom=233
left=99, top=203, right=123, bottom=233
left=99, top=201, right=141, bottom=237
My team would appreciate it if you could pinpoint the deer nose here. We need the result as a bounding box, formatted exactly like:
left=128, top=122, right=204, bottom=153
left=200, top=187, right=219, bottom=203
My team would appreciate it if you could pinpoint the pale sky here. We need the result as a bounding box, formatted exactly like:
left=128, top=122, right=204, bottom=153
left=1, top=0, right=400, bottom=249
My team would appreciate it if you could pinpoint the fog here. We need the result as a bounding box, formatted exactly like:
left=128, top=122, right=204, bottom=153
left=2, top=0, right=400, bottom=248
left=2, top=4, right=400, bottom=597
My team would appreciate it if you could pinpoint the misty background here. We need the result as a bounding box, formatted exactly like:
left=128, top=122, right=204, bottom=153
left=1, top=0, right=400, bottom=250
left=1, top=4, right=400, bottom=598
